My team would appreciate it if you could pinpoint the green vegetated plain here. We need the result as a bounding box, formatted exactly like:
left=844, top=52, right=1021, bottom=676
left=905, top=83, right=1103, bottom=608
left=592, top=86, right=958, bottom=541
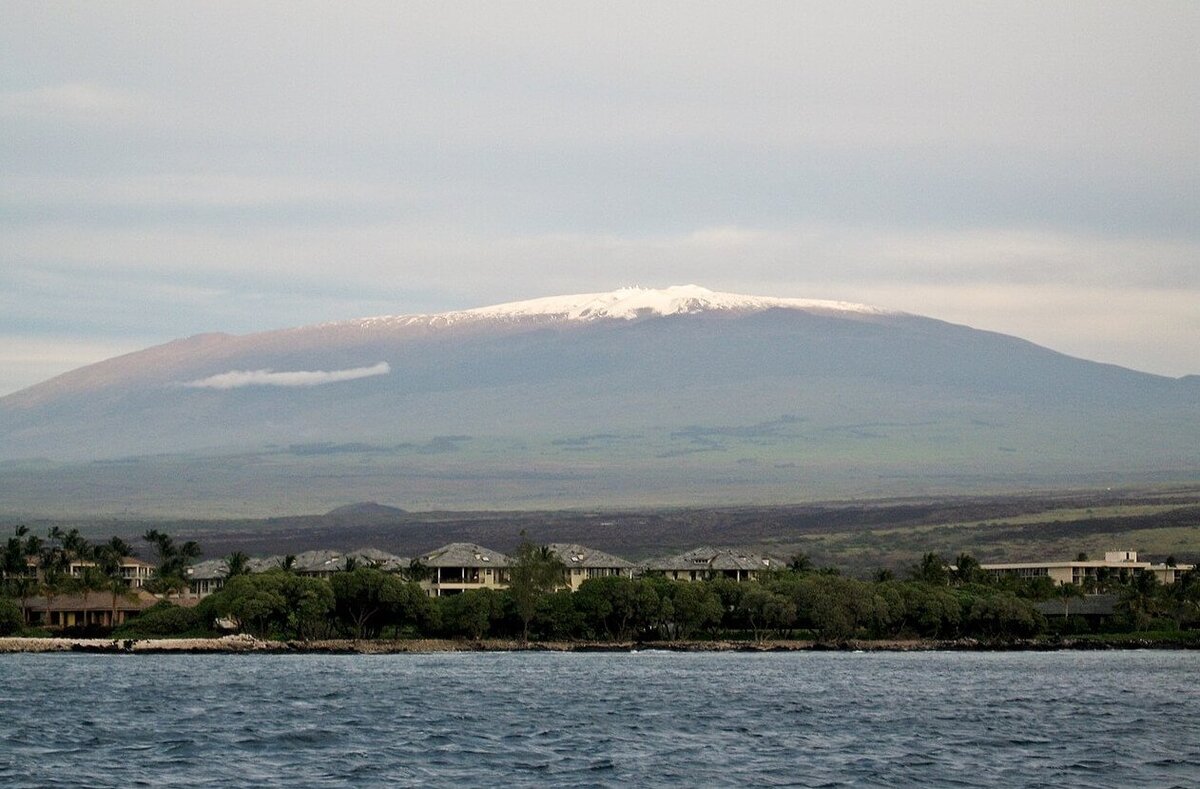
left=2, top=413, right=1193, bottom=520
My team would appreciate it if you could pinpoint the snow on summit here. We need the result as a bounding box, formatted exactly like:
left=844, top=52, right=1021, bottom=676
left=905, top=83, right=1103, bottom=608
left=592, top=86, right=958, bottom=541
left=352, top=285, right=893, bottom=329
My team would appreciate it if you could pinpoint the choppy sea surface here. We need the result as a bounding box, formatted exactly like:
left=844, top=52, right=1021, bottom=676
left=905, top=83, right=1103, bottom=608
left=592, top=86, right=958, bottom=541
left=1, top=651, right=1197, bottom=787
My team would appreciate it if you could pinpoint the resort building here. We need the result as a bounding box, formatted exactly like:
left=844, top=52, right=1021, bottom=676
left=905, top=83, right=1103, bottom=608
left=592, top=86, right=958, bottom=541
left=20, top=588, right=161, bottom=630
left=185, top=556, right=282, bottom=597
left=646, top=546, right=781, bottom=582
left=185, top=560, right=228, bottom=597
left=342, top=547, right=408, bottom=574
left=184, top=548, right=410, bottom=597
left=16, top=555, right=157, bottom=589
left=419, top=543, right=510, bottom=596
left=67, top=556, right=157, bottom=588
left=1033, top=593, right=1119, bottom=626
left=546, top=543, right=636, bottom=591
left=981, top=551, right=1194, bottom=587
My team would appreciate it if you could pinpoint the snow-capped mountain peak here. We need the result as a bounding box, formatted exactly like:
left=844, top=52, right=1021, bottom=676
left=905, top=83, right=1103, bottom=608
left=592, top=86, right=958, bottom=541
left=352, top=285, right=892, bottom=329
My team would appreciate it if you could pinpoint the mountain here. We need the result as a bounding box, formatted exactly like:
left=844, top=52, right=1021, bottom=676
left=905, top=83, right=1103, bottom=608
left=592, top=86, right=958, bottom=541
left=325, top=502, right=408, bottom=518
left=1, top=285, right=1196, bottom=516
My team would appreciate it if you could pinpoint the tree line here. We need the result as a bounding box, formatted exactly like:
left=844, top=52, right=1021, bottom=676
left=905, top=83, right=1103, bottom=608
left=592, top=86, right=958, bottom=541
left=3, top=529, right=1198, bottom=643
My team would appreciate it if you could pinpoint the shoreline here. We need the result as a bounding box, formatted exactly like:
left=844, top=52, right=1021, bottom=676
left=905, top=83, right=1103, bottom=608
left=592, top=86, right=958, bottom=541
left=2, top=634, right=1197, bottom=654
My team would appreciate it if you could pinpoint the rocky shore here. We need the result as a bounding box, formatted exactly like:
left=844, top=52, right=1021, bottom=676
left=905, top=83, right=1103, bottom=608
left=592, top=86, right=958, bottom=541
left=1, top=635, right=1196, bottom=654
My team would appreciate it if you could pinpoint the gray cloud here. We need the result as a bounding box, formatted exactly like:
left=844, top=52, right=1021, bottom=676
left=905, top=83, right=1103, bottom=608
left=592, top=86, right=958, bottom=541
left=0, top=3, right=1196, bottom=393
left=183, top=362, right=390, bottom=390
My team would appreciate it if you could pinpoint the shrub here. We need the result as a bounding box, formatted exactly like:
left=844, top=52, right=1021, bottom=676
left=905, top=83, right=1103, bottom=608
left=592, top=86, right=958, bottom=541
left=113, top=600, right=209, bottom=638
left=0, top=598, right=22, bottom=636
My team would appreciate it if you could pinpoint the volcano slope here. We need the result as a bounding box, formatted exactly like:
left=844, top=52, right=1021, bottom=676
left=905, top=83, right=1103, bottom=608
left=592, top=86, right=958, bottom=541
left=1, top=286, right=1196, bottom=516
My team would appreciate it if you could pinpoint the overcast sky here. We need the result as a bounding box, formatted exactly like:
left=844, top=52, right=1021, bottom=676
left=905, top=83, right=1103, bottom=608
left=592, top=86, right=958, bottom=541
left=2, top=1, right=1197, bottom=395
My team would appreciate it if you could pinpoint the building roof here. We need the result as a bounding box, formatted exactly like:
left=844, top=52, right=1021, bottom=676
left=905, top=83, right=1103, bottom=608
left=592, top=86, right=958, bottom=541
left=420, top=543, right=509, bottom=568
left=186, top=547, right=411, bottom=580
left=21, top=588, right=160, bottom=613
left=186, top=559, right=227, bottom=581
left=291, top=549, right=348, bottom=574
left=546, top=543, right=634, bottom=569
left=647, top=546, right=780, bottom=573
left=346, top=547, right=408, bottom=571
left=1034, top=594, right=1119, bottom=617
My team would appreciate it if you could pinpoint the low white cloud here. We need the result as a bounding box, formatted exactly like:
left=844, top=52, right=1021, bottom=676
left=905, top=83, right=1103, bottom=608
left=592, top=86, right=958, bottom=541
left=184, top=362, right=390, bottom=390
left=0, top=82, right=141, bottom=119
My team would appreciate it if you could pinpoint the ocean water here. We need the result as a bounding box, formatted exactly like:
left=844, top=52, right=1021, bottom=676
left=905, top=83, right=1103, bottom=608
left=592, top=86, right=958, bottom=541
left=1, top=651, right=1196, bottom=787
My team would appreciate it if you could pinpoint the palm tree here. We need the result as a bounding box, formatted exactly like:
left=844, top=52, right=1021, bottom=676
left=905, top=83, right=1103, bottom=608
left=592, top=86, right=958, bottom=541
left=77, top=565, right=109, bottom=629
left=1121, top=569, right=1161, bottom=631
left=96, top=537, right=135, bottom=628
left=788, top=553, right=814, bottom=573
left=404, top=558, right=430, bottom=582
left=39, top=547, right=70, bottom=630
left=2, top=526, right=30, bottom=592
left=508, top=540, right=566, bottom=642
left=953, top=553, right=983, bottom=586
left=143, top=530, right=202, bottom=594
left=224, top=551, right=251, bottom=578
left=1056, top=582, right=1084, bottom=626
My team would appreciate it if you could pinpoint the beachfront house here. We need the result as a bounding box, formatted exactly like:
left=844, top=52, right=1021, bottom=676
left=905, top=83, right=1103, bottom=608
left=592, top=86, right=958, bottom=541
left=419, top=543, right=509, bottom=596
left=21, top=588, right=161, bottom=631
left=981, top=551, right=1195, bottom=587
left=646, top=546, right=781, bottom=582
left=546, top=543, right=636, bottom=590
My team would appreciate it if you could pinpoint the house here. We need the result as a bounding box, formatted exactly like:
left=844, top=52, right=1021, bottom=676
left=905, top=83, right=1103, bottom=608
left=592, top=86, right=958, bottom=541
left=68, top=556, right=156, bottom=588
left=419, top=543, right=509, bottom=596
left=646, top=546, right=781, bottom=582
left=981, top=551, right=1195, bottom=587
left=1033, top=593, right=1119, bottom=626
left=21, top=588, right=160, bottom=630
left=290, top=548, right=408, bottom=578
left=545, top=543, right=635, bottom=590
left=18, top=555, right=156, bottom=589
left=183, top=547, right=411, bottom=597
left=185, top=559, right=231, bottom=597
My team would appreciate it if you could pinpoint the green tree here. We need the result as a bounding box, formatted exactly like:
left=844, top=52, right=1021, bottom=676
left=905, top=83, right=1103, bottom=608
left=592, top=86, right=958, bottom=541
left=533, top=590, right=583, bottom=640
left=2, top=525, right=30, bottom=590
left=911, top=553, right=949, bottom=586
left=441, top=588, right=503, bottom=640
left=329, top=567, right=421, bottom=639
left=788, top=552, right=814, bottom=573
left=964, top=592, right=1043, bottom=638
left=96, top=537, right=136, bottom=628
left=574, top=576, right=660, bottom=641
left=507, top=540, right=566, bottom=642
left=0, top=597, right=23, bottom=635
left=279, top=573, right=335, bottom=640
left=1118, top=569, right=1161, bottom=631
left=737, top=585, right=796, bottom=642
left=211, top=572, right=289, bottom=637
left=952, top=553, right=983, bottom=586
left=404, top=558, right=430, bottom=582
left=668, top=582, right=723, bottom=639
left=224, top=551, right=252, bottom=578
left=1056, top=582, right=1084, bottom=626
left=39, top=540, right=71, bottom=629
left=143, top=530, right=201, bottom=594
left=113, top=600, right=207, bottom=638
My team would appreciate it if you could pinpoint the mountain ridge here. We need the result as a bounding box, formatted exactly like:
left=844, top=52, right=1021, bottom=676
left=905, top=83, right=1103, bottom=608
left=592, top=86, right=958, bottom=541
left=1, top=285, right=1195, bottom=514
